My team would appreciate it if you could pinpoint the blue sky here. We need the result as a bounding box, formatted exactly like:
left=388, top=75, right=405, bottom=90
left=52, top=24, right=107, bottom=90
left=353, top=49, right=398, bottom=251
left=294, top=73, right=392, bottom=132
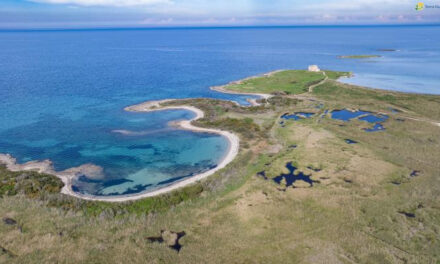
left=0, top=0, right=439, bottom=29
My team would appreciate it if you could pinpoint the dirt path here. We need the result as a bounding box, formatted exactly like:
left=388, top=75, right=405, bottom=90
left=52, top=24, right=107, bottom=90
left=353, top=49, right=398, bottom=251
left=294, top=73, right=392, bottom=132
left=400, top=115, right=440, bottom=128
left=308, top=71, right=328, bottom=93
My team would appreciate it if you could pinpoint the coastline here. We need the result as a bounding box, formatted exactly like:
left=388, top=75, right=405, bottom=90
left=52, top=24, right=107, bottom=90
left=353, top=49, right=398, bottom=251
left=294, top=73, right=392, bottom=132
left=209, top=70, right=282, bottom=105
left=0, top=68, right=345, bottom=202
left=0, top=70, right=277, bottom=202
left=0, top=100, right=241, bottom=202
left=210, top=85, right=271, bottom=106
left=1, top=69, right=438, bottom=202
left=0, top=70, right=305, bottom=202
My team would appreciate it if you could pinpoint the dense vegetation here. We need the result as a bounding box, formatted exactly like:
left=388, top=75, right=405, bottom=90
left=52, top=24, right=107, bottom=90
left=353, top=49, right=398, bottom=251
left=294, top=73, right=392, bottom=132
left=0, top=166, right=63, bottom=199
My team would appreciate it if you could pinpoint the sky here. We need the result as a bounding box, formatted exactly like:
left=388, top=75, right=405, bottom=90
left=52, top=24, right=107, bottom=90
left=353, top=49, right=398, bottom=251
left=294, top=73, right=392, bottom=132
left=0, top=0, right=439, bottom=29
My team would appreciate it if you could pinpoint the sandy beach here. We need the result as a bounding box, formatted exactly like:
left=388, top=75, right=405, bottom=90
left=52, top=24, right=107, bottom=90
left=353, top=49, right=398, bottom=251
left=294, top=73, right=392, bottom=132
left=0, top=100, right=240, bottom=202
left=210, top=85, right=271, bottom=106
left=209, top=70, right=281, bottom=106
left=0, top=74, right=277, bottom=202
left=73, top=100, right=241, bottom=202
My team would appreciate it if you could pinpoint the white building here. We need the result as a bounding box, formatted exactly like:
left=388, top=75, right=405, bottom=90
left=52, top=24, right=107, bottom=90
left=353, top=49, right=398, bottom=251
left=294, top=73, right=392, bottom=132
left=308, top=65, right=320, bottom=72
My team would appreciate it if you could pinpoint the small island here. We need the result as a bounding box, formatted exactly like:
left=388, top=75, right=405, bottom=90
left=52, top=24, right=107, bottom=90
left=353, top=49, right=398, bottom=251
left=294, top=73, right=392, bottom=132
left=338, top=55, right=382, bottom=59
left=377, top=48, right=398, bottom=52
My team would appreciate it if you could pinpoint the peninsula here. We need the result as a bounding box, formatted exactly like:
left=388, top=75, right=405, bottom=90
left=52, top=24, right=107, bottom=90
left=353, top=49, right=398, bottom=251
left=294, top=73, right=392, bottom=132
left=1, top=67, right=440, bottom=263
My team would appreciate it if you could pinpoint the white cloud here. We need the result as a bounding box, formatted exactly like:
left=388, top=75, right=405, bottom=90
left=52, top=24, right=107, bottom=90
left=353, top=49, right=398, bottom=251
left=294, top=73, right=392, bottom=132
left=300, top=0, right=413, bottom=11
left=17, top=0, right=439, bottom=27
left=29, top=0, right=171, bottom=7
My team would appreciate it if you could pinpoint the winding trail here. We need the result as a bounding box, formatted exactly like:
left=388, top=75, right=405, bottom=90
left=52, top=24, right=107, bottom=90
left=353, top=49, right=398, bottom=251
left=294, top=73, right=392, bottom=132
left=399, top=116, right=440, bottom=128
left=308, top=71, right=328, bottom=93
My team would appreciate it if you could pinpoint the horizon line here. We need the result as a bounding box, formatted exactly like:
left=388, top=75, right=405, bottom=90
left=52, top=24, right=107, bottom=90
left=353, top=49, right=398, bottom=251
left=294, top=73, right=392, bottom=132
left=1, top=23, right=440, bottom=32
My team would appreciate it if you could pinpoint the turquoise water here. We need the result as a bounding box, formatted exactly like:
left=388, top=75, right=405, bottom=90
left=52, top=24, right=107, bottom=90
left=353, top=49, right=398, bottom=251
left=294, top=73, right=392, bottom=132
left=1, top=26, right=439, bottom=197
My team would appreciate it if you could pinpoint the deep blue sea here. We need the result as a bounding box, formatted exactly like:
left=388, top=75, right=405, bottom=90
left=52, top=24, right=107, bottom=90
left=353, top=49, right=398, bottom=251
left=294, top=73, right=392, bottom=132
left=1, top=25, right=439, bottom=197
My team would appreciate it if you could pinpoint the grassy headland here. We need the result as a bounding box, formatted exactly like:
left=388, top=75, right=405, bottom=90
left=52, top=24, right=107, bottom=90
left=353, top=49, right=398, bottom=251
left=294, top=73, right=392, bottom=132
left=1, top=69, right=439, bottom=263
left=221, top=70, right=350, bottom=95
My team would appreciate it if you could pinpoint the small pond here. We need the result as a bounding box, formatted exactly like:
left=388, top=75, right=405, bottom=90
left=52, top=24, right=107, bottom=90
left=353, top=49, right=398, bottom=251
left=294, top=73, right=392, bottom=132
left=281, top=112, right=315, bottom=121
left=331, top=109, right=389, bottom=132
left=331, top=109, right=371, bottom=121
left=272, top=162, right=318, bottom=188
left=345, top=139, right=358, bottom=144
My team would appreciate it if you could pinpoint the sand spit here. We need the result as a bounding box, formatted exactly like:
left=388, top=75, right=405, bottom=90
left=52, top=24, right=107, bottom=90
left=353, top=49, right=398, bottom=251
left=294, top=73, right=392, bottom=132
left=209, top=70, right=283, bottom=106
left=210, top=85, right=272, bottom=106
left=112, top=128, right=170, bottom=136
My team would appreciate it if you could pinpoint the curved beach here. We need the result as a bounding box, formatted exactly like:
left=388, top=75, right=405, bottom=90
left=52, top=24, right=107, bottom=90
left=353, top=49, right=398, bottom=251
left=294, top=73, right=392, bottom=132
left=0, top=100, right=240, bottom=202
left=0, top=73, right=273, bottom=202
left=68, top=101, right=241, bottom=202
left=0, top=72, right=282, bottom=202
left=0, top=68, right=352, bottom=202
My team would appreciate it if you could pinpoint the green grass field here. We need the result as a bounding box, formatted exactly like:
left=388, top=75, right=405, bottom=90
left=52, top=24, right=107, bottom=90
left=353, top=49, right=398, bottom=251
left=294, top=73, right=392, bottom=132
left=224, top=70, right=325, bottom=94
left=1, top=70, right=439, bottom=263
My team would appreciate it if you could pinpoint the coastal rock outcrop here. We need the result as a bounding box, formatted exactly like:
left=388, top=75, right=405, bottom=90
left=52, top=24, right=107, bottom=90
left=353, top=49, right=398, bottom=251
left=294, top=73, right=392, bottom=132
left=59, top=164, right=105, bottom=180
left=0, top=154, right=55, bottom=174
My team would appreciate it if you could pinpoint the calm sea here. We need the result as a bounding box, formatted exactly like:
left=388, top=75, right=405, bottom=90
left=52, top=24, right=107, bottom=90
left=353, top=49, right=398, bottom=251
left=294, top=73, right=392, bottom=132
left=1, top=25, right=439, bottom=196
